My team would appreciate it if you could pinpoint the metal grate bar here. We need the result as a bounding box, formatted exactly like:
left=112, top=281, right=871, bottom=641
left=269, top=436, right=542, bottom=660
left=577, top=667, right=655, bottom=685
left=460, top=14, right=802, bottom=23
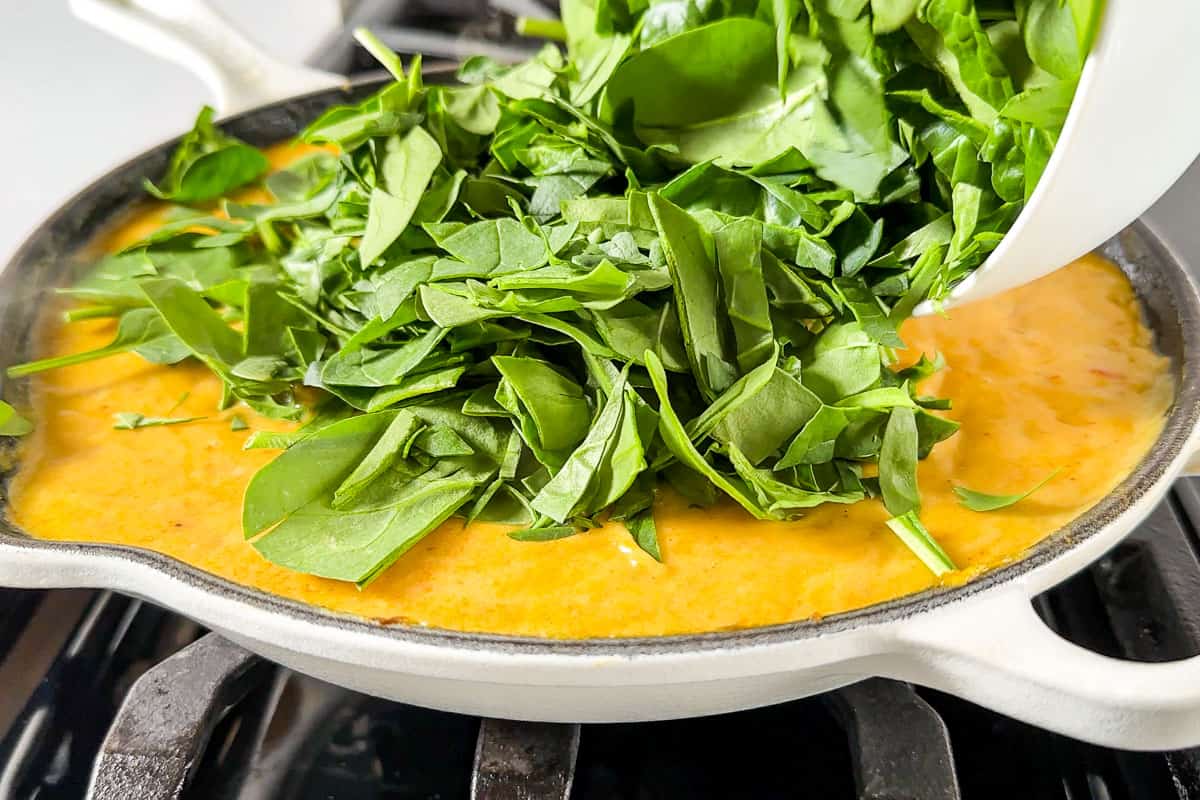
left=180, top=670, right=292, bottom=800
left=471, top=719, right=580, bottom=800
left=87, top=634, right=266, bottom=800
left=0, top=592, right=176, bottom=799
left=828, top=679, right=961, bottom=800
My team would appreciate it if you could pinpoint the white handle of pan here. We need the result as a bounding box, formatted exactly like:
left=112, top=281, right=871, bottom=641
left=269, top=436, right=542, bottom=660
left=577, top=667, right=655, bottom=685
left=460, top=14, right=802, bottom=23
left=889, top=582, right=1200, bottom=751
left=69, top=0, right=345, bottom=116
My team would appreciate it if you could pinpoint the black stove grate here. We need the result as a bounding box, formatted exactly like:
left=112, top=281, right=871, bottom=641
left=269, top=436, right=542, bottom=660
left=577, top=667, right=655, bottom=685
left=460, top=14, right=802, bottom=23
left=3, top=1, right=1199, bottom=797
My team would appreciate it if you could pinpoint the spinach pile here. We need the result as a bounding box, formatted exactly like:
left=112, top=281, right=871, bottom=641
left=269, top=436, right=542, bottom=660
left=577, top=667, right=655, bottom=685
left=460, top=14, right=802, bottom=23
left=8, top=0, right=1099, bottom=585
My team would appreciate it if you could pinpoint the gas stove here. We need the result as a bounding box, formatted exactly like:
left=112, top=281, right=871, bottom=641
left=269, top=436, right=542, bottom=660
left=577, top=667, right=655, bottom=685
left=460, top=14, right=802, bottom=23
left=3, top=2, right=1200, bottom=798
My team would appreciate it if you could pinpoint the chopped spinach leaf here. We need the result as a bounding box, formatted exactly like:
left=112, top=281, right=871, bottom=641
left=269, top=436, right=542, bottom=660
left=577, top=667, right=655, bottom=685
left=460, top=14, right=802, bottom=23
left=885, top=511, right=957, bottom=576
left=144, top=106, right=269, bottom=204
left=508, top=525, right=581, bottom=542
left=954, top=469, right=1061, bottom=512
left=0, top=401, right=33, bottom=436
left=113, top=412, right=206, bottom=430
left=624, top=509, right=662, bottom=562
left=6, top=3, right=1092, bottom=582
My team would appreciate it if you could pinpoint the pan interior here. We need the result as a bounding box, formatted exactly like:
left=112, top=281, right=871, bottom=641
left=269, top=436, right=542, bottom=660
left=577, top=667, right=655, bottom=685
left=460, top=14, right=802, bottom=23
left=0, top=81, right=1196, bottom=655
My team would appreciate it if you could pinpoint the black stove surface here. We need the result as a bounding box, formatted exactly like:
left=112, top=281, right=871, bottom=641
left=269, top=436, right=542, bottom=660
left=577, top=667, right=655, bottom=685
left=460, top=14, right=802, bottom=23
left=3, top=2, right=1200, bottom=798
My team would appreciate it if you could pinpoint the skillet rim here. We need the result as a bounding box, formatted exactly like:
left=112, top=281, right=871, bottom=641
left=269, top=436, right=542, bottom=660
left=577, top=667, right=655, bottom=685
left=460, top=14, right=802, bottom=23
left=1, top=77, right=1198, bottom=657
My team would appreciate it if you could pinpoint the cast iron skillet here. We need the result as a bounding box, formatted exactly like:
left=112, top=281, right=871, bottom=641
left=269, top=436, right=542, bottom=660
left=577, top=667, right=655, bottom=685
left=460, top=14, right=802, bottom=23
left=3, top=66, right=1200, bottom=750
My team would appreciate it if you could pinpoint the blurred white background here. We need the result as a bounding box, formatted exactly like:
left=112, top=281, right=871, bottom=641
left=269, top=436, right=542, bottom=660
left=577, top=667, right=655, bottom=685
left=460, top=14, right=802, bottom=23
left=0, top=1, right=341, bottom=262
left=0, top=1, right=1195, bottom=267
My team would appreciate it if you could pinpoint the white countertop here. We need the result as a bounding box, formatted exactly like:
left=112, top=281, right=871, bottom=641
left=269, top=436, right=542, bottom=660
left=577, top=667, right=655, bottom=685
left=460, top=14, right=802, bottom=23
left=2, top=2, right=1197, bottom=268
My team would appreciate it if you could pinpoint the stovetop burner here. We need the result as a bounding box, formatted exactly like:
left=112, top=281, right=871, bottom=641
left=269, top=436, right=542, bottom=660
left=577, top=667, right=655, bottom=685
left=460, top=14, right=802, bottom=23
left=3, top=1, right=1199, bottom=797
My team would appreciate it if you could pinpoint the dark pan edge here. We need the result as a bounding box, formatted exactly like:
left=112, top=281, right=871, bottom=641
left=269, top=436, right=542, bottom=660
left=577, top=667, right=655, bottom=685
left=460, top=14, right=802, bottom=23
left=1, top=82, right=1197, bottom=658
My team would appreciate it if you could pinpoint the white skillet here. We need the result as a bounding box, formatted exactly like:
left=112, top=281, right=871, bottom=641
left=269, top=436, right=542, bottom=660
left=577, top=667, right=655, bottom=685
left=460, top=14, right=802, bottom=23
left=1, top=0, right=1197, bottom=750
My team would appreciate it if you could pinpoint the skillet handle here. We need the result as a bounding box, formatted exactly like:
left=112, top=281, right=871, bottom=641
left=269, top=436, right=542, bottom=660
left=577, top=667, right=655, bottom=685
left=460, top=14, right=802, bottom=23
left=69, top=0, right=344, bottom=115
left=889, top=587, right=1200, bottom=750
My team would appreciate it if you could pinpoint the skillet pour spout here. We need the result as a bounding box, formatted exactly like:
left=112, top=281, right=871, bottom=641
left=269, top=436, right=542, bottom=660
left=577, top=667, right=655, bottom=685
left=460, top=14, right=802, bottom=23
left=2, top=79, right=1200, bottom=751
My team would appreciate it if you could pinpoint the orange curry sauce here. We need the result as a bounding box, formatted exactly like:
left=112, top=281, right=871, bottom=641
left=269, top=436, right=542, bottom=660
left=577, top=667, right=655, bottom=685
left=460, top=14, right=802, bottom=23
left=6, top=144, right=1174, bottom=638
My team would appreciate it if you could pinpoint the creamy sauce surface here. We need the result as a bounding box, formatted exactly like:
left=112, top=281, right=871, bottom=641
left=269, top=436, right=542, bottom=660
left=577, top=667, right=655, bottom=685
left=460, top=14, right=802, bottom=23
left=6, top=146, right=1174, bottom=638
